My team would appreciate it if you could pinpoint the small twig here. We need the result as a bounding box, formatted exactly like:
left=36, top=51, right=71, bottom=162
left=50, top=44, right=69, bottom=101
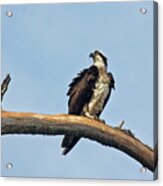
left=116, top=120, right=125, bottom=129
left=122, top=129, right=135, bottom=139
left=115, top=120, right=135, bottom=139
left=1, top=74, right=11, bottom=101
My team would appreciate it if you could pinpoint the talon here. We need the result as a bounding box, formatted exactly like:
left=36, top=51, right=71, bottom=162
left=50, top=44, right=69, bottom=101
left=84, top=112, right=94, bottom=119
left=95, top=117, right=105, bottom=124
left=100, top=119, right=105, bottom=124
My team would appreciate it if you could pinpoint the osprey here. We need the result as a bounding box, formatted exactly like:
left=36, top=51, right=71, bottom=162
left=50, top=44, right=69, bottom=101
left=61, top=50, right=115, bottom=155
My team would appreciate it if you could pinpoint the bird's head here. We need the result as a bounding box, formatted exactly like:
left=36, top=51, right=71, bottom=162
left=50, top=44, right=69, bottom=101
left=89, top=50, right=108, bottom=69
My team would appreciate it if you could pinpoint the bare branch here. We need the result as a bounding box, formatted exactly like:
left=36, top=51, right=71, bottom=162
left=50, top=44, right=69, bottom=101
left=1, top=111, right=157, bottom=172
left=1, top=74, right=11, bottom=101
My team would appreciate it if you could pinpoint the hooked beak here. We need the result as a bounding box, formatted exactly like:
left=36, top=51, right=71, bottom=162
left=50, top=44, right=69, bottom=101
left=89, top=52, right=95, bottom=58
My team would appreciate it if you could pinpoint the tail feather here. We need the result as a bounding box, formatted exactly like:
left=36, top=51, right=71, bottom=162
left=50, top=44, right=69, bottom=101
left=62, top=135, right=80, bottom=155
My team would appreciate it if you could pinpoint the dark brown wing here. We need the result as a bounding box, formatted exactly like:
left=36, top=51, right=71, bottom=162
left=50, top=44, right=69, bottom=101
left=96, top=72, right=115, bottom=117
left=62, top=65, right=99, bottom=155
left=107, top=72, right=115, bottom=90
left=67, top=65, right=99, bottom=115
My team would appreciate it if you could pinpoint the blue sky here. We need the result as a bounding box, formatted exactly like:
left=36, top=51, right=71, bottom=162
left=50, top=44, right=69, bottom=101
left=1, top=1, right=155, bottom=180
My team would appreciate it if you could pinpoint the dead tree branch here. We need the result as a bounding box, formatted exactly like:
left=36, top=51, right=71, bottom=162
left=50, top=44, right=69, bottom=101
left=1, top=74, right=11, bottom=101
left=1, top=111, right=157, bottom=172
